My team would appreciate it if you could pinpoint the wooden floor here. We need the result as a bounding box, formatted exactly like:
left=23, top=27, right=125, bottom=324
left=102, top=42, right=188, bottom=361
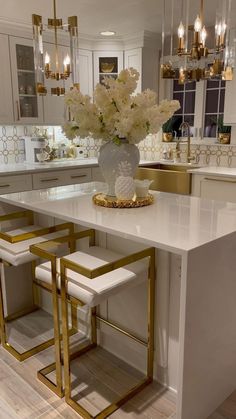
left=0, top=309, right=235, bottom=418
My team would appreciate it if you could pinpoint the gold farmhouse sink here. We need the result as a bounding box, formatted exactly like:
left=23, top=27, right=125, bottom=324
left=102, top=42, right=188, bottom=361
left=135, top=164, right=192, bottom=195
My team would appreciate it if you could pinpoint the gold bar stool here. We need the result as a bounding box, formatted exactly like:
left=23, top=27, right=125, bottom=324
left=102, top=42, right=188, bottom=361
left=31, top=229, right=155, bottom=417
left=0, top=209, right=74, bottom=362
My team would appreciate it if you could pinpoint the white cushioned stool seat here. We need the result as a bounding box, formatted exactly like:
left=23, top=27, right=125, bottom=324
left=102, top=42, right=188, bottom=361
left=0, top=225, right=69, bottom=266
left=36, top=246, right=148, bottom=307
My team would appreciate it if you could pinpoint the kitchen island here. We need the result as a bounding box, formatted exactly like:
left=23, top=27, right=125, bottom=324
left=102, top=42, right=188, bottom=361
left=0, top=182, right=236, bottom=419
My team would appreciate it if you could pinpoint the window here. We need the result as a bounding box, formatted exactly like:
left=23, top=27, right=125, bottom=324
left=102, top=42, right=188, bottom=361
left=170, top=78, right=231, bottom=140
left=203, top=80, right=229, bottom=138
left=172, top=80, right=196, bottom=137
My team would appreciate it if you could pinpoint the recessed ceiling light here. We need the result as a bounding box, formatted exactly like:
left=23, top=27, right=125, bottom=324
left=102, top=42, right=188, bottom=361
left=100, top=31, right=116, bottom=36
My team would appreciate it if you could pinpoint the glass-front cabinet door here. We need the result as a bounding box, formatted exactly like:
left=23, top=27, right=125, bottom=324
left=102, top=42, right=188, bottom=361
left=9, top=37, right=43, bottom=123
left=93, top=51, right=123, bottom=87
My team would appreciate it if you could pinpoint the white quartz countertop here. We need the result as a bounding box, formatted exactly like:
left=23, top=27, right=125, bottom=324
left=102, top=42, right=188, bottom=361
left=1, top=181, right=236, bottom=255
left=188, top=166, right=236, bottom=178
left=0, top=159, right=162, bottom=176
left=0, top=158, right=99, bottom=175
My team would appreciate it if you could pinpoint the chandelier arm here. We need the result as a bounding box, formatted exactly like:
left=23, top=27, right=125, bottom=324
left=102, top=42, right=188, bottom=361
left=170, top=0, right=174, bottom=56
left=53, top=0, right=59, bottom=76
left=200, top=0, right=204, bottom=25
left=161, top=0, right=165, bottom=65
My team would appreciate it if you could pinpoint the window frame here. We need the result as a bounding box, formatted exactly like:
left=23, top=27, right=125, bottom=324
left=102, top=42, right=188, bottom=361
left=172, top=80, right=196, bottom=136
left=161, top=78, right=232, bottom=142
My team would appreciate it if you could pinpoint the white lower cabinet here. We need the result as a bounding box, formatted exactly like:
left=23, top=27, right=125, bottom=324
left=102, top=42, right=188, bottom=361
left=32, top=167, right=92, bottom=189
left=65, top=168, right=92, bottom=185
left=192, top=174, right=236, bottom=203
left=0, top=174, right=32, bottom=194
left=91, top=167, right=104, bottom=182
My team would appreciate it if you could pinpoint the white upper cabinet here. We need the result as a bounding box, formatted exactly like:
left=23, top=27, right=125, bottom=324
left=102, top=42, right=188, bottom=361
left=0, top=34, right=14, bottom=124
left=124, top=34, right=159, bottom=95
left=124, top=48, right=142, bottom=93
left=0, top=24, right=159, bottom=125
left=43, top=42, right=71, bottom=125
left=9, top=36, right=44, bottom=124
left=43, top=45, right=93, bottom=124
left=79, top=49, right=93, bottom=97
left=224, top=77, right=236, bottom=125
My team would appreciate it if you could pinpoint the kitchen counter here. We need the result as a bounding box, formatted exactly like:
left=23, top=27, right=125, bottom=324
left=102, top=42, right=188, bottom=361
left=0, top=181, right=235, bottom=255
left=0, top=159, right=162, bottom=176
left=188, top=166, right=236, bottom=177
left=0, top=159, right=202, bottom=176
left=1, top=182, right=236, bottom=419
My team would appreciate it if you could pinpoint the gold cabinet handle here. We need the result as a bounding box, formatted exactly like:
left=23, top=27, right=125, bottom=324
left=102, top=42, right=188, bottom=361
left=40, top=178, right=59, bottom=182
left=204, top=177, right=236, bottom=184
left=16, top=101, right=20, bottom=120
left=70, top=174, right=87, bottom=179
left=0, top=184, right=10, bottom=188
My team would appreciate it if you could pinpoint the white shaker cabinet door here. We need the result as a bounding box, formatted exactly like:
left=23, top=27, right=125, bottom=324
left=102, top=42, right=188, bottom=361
left=9, top=36, right=44, bottom=124
left=224, top=76, right=236, bottom=125
left=43, top=42, right=71, bottom=125
left=43, top=46, right=93, bottom=124
left=0, top=34, right=14, bottom=124
left=124, top=48, right=142, bottom=93
left=79, top=49, right=93, bottom=97
left=191, top=174, right=236, bottom=203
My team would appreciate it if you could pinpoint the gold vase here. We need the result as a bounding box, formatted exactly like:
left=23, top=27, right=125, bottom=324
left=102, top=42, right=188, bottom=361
left=218, top=133, right=231, bottom=144
left=162, top=132, right=173, bottom=142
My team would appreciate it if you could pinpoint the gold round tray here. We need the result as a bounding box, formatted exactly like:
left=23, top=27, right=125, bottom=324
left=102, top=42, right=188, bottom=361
left=93, top=193, right=154, bottom=208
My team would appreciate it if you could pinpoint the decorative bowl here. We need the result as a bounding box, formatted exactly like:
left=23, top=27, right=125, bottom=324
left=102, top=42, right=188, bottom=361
left=101, top=62, right=115, bottom=73
left=162, top=132, right=173, bottom=142
left=218, top=133, right=230, bottom=144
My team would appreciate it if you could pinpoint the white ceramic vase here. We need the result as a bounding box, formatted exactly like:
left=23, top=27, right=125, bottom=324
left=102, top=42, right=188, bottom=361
left=98, top=139, right=140, bottom=196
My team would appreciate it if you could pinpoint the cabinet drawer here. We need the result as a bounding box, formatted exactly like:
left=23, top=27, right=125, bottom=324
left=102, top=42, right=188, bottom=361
left=200, top=177, right=236, bottom=203
left=0, top=174, right=32, bottom=194
left=66, top=168, right=91, bottom=185
left=32, top=168, right=92, bottom=190
left=32, top=171, right=66, bottom=189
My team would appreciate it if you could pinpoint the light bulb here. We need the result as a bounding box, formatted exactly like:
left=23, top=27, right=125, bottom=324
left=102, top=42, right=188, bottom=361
left=63, top=54, right=70, bottom=66
left=178, top=22, right=185, bottom=39
left=201, top=26, right=207, bottom=47
left=194, top=15, right=202, bottom=32
left=44, top=52, right=50, bottom=64
left=215, top=23, right=222, bottom=37
left=221, top=22, right=227, bottom=35
left=178, top=67, right=185, bottom=84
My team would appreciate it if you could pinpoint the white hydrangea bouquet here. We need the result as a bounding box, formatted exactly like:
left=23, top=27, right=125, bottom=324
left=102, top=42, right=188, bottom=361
left=63, top=67, right=180, bottom=145
left=63, top=68, right=180, bottom=198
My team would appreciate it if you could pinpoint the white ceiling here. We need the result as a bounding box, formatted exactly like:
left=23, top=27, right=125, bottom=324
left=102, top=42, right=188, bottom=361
left=1, top=0, right=236, bottom=37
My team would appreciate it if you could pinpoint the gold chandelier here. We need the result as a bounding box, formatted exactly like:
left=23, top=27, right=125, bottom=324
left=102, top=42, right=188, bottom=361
left=32, top=0, right=79, bottom=96
left=160, top=0, right=235, bottom=83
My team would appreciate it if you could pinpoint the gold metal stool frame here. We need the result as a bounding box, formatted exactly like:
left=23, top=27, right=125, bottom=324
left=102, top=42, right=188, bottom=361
left=30, top=229, right=96, bottom=397
left=60, top=240, right=156, bottom=418
left=0, top=209, right=75, bottom=364
left=30, top=230, right=155, bottom=415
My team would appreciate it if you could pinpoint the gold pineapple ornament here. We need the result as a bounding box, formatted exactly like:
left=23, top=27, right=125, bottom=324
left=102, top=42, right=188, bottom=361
left=115, top=161, right=135, bottom=200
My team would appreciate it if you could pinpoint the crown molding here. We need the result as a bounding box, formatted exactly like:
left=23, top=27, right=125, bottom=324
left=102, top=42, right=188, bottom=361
left=0, top=17, right=160, bottom=50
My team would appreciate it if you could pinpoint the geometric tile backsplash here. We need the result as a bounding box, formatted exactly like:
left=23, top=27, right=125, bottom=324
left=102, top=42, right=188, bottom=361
left=0, top=126, right=28, bottom=164
left=1, top=125, right=236, bottom=168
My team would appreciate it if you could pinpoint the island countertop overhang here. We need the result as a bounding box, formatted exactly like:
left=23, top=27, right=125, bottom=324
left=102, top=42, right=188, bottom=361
left=0, top=182, right=235, bottom=255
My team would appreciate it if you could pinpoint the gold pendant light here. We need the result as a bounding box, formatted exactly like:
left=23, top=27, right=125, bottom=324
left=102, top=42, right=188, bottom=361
left=161, top=0, right=235, bottom=83
left=32, top=0, right=79, bottom=96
